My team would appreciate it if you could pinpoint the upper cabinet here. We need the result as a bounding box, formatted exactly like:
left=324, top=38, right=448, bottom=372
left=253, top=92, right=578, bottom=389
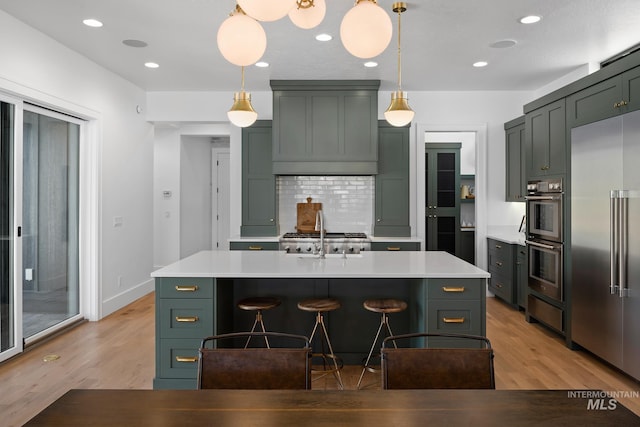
left=375, top=121, right=410, bottom=237
left=241, top=121, right=277, bottom=237
left=525, top=98, right=566, bottom=178
left=505, top=116, right=526, bottom=202
left=567, top=65, right=640, bottom=128
left=271, top=80, right=379, bottom=175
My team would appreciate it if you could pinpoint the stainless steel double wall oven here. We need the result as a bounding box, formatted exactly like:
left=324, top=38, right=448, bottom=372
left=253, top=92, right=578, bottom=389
left=525, top=178, right=564, bottom=304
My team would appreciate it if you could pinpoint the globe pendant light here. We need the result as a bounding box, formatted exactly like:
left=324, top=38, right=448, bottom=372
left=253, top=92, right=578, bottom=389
left=217, top=5, right=267, bottom=66
left=228, top=66, right=258, bottom=128
left=340, top=0, right=392, bottom=59
left=289, top=0, right=326, bottom=29
left=238, top=0, right=297, bottom=22
left=384, top=2, right=414, bottom=127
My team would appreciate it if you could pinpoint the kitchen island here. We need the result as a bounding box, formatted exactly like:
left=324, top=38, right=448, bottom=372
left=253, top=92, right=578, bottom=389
left=151, top=250, right=490, bottom=389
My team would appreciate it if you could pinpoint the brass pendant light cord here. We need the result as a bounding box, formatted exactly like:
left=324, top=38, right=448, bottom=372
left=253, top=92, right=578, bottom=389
left=393, top=2, right=406, bottom=91
left=240, top=65, right=245, bottom=92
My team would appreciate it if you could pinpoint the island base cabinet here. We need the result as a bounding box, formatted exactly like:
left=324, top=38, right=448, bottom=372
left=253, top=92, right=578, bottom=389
left=425, top=278, right=486, bottom=348
left=153, top=276, right=487, bottom=388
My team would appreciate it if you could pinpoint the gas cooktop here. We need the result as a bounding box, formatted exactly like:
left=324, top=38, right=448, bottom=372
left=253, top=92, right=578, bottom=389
left=281, top=232, right=368, bottom=239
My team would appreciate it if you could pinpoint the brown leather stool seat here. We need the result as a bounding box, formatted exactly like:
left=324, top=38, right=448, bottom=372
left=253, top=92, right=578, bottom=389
left=297, top=297, right=344, bottom=390
left=237, top=296, right=281, bottom=348
left=357, top=298, right=407, bottom=389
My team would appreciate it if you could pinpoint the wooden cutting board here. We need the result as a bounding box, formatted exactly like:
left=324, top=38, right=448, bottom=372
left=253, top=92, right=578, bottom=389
left=296, top=197, right=322, bottom=234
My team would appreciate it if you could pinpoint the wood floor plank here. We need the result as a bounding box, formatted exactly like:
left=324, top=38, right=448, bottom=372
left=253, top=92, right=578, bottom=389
left=1, top=293, right=638, bottom=427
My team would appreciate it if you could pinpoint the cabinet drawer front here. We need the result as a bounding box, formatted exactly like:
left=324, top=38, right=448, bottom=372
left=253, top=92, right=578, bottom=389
left=427, top=278, right=483, bottom=300
left=158, top=338, right=202, bottom=379
left=156, top=277, right=214, bottom=299
left=487, top=239, right=514, bottom=263
left=371, top=241, right=420, bottom=251
left=488, top=273, right=514, bottom=303
left=230, top=241, right=279, bottom=251
left=427, top=300, right=481, bottom=335
left=158, top=299, right=214, bottom=339
left=488, top=251, right=513, bottom=276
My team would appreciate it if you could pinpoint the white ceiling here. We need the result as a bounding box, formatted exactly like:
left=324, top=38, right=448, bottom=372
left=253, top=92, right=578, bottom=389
left=1, top=0, right=639, bottom=92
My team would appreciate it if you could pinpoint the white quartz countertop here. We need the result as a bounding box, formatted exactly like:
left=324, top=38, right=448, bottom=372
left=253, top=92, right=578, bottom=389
left=151, top=250, right=490, bottom=279
left=486, top=226, right=526, bottom=246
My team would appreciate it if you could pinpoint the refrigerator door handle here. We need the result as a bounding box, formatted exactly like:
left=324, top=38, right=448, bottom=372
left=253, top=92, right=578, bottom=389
left=610, top=191, right=619, bottom=295
left=619, top=191, right=629, bottom=298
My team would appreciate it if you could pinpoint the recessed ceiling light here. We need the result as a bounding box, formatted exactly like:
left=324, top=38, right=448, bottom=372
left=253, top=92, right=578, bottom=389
left=122, top=39, right=148, bottom=48
left=315, top=33, right=332, bottom=42
left=364, top=61, right=378, bottom=68
left=255, top=61, right=269, bottom=68
left=489, top=39, right=517, bottom=49
left=144, top=62, right=159, bottom=69
left=82, top=18, right=103, bottom=28
left=520, top=15, right=541, bottom=24
left=473, top=61, right=488, bottom=68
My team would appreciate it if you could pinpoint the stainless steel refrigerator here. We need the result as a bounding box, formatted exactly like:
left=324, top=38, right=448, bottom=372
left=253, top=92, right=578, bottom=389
left=571, top=108, right=640, bottom=381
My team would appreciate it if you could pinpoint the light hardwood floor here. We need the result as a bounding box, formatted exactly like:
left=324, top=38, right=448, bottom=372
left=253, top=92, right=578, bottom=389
left=1, top=293, right=638, bottom=426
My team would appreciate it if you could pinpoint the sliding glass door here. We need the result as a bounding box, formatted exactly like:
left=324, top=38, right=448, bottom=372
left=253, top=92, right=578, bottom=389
left=22, top=107, right=80, bottom=342
left=0, top=100, right=18, bottom=361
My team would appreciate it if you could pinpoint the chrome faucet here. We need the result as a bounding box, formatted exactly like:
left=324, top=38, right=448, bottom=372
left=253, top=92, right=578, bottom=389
left=315, top=210, right=325, bottom=258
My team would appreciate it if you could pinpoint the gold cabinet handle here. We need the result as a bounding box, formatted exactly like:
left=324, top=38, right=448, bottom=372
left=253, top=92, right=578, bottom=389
left=387, top=247, right=401, bottom=251
left=175, top=316, right=199, bottom=323
left=248, top=246, right=263, bottom=250
left=495, top=283, right=503, bottom=288
left=175, top=356, right=198, bottom=363
left=175, top=285, right=199, bottom=292
left=442, top=286, right=465, bottom=293
left=495, top=261, right=503, bottom=267
left=495, top=244, right=502, bottom=249
left=443, top=317, right=465, bottom=324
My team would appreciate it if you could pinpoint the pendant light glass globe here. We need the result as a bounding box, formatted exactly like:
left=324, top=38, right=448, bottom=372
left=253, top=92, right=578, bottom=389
left=228, top=91, right=258, bottom=128
left=340, top=0, right=393, bottom=59
left=289, top=0, right=326, bottom=29
left=217, top=9, right=266, bottom=66
left=238, top=0, right=297, bottom=22
left=385, top=90, right=414, bottom=126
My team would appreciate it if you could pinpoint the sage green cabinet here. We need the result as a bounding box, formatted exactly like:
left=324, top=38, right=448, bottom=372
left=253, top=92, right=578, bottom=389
left=370, top=241, right=420, bottom=251
left=526, top=99, right=566, bottom=178
left=374, top=121, right=410, bottom=236
left=154, top=277, right=215, bottom=389
left=487, top=238, right=528, bottom=310
left=241, top=121, right=277, bottom=237
left=271, top=80, right=379, bottom=175
left=505, top=116, right=526, bottom=202
left=567, top=65, right=640, bottom=128
left=425, top=143, right=460, bottom=256
left=425, top=278, right=485, bottom=348
left=516, top=245, right=528, bottom=310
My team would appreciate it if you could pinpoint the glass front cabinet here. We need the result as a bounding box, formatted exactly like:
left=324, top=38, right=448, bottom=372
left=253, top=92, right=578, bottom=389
left=425, top=143, right=461, bottom=256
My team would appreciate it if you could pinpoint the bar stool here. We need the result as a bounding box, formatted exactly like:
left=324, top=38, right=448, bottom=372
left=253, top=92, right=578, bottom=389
left=297, top=297, right=344, bottom=390
left=236, top=296, right=281, bottom=348
left=356, top=298, right=407, bottom=389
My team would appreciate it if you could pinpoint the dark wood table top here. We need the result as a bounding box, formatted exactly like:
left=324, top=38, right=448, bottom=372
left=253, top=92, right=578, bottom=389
left=25, top=389, right=640, bottom=426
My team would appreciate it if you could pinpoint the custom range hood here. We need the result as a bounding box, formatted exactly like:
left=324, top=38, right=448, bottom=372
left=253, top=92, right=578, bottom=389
left=271, top=80, right=380, bottom=175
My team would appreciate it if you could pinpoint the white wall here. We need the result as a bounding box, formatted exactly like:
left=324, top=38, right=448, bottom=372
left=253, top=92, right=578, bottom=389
left=0, top=10, right=154, bottom=319
left=151, top=123, right=235, bottom=267
left=180, top=136, right=212, bottom=258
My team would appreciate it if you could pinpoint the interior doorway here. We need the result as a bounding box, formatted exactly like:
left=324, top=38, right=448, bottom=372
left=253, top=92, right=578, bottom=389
left=416, top=124, right=488, bottom=270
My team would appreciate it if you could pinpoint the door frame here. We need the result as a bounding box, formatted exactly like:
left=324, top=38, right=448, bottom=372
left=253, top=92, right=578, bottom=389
left=415, top=123, right=488, bottom=270
left=211, top=146, right=230, bottom=250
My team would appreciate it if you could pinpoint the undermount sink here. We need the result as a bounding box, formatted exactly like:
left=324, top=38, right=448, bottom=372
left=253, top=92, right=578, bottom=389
left=289, top=252, right=364, bottom=259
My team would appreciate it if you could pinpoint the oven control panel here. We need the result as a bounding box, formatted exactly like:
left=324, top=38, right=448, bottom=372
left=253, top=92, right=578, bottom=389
left=527, top=178, right=563, bottom=194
